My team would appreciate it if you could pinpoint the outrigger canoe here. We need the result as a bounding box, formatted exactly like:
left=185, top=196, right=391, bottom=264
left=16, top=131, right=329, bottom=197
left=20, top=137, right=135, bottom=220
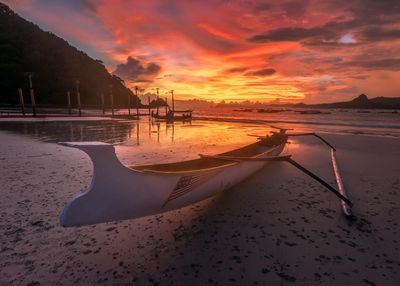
left=59, top=134, right=287, bottom=227
left=151, top=110, right=193, bottom=121
left=59, top=129, right=353, bottom=227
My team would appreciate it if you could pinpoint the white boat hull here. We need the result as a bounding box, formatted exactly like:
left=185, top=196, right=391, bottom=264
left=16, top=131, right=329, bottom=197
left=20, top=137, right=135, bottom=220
left=60, top=142, right=285, bottom=226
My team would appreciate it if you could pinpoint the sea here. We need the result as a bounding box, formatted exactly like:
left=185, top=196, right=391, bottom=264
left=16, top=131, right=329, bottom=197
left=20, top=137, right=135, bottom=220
left=0, top=106, right=399, bottom=165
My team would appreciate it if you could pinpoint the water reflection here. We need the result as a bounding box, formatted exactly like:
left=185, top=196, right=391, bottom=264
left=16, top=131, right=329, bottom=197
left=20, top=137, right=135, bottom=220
left=0, top=118, right=271, bottom=165
left=0, top=120, right=132, bottom=145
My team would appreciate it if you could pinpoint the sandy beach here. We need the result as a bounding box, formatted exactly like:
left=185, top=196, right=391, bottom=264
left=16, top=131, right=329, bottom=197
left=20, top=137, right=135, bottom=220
left=0, top=129, right=399, bottom=285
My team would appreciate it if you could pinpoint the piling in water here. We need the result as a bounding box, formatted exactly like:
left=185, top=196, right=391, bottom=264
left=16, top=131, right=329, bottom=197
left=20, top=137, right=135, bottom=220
left=101, top=93, right=105, bottom=115
left=128, top=92, right=131, bottom=116
left=67, top=91, right=71, bottom=114
left=29, top=88, right=36, bottom=117
left=76, top=80, right=81, bottom=116
left=135, top=86, right=139, bottom=119
left=18, top=88, right=25, bottom=116
left=148, top=96, right=150, bottom=116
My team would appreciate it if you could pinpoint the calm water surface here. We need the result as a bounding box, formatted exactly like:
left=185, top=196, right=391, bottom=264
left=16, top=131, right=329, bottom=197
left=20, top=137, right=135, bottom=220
left=0, top=107, right=399, bottom=165
left=0, top=118, right=277, bottom=165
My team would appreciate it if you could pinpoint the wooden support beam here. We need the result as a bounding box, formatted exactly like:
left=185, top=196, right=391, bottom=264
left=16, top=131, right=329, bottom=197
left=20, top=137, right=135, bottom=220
left=156, top=87, right=159, bottom=115
left=101, top=93, right=105, bottom=115
left=135, top=86, right=139, bottom=119
left=29, top=88, right=36, bottom=117
left=148, top=96, right=150, bottom=116
left=67, top=91, right=71, bottom=114
left=18, top=88, right=25, bottom=116
left=109, top=85, right=114, bottom=117
left=128, top=93, right=131, bottom=116
left=76, top=80, right=81, bottom=116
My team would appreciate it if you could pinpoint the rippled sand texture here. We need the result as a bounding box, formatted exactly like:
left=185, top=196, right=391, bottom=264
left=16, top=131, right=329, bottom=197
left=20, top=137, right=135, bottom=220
left=0, top=131, right=399, bottom=285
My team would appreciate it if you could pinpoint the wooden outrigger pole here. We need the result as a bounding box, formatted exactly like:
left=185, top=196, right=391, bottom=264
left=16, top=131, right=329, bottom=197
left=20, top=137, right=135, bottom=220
left=248, top=126, right=353, bottom=216
left=331, top=150, right=352, bottom=216
left=200, top=154, right=352, bottom=207
left=283, top=130, right=352, bottom=216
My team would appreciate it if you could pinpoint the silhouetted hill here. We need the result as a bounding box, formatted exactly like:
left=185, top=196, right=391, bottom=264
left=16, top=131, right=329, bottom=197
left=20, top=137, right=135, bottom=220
left=293, top=94, right=400, bottom=109
left=0, top=3, right=138, bottom=106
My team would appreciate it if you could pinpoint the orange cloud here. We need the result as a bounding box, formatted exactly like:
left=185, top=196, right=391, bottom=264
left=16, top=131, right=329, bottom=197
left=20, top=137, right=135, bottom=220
left=197, top=23, right=236, bottom=41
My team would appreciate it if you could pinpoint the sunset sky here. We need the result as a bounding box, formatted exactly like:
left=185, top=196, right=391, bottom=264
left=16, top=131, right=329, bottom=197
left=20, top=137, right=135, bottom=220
left=5, top=0, right=400, bottom=103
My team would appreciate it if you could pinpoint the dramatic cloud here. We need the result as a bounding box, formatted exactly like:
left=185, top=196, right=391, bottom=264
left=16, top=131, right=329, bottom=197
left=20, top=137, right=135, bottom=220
left=346, top=59, right=400, bottom=71
left=249, top=26, right=330, bottom=43
left=359, top=27, right=400, bottom=42
left=246, top=68, right=276, bottom=76
left=113, top=57, right=161, bottom=83
left=5, top=0, right=400, bottom=102
left=223, top=67, right=249, bottom=74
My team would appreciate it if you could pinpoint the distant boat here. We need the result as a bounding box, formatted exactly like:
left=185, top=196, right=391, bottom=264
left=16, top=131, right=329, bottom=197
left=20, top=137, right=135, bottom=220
left=257, top=109, right=284, bottom=113
left=378, top=110, right=398, bottom=114
left=151, top=110, right=192, bottom=121
left=295, top=110, right=331, bottom=114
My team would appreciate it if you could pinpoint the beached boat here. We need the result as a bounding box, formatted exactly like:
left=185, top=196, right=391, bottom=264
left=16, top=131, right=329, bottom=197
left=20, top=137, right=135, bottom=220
left=59, top=134, right=287, bottom=227
left=59, top=128, right=353, bottom=227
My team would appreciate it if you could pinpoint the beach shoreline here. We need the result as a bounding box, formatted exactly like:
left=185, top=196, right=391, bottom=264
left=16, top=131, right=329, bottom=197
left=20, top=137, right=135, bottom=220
left=0, top=126, right=399, bottom=285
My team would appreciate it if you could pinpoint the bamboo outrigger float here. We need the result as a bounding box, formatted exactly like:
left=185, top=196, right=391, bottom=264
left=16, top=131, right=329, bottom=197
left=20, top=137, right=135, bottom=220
left=59, top=127, right=352, bottom=227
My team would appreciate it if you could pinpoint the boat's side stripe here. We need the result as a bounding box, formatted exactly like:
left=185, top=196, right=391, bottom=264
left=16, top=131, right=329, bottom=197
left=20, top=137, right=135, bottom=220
left=163, top=169, right=221, bottom=206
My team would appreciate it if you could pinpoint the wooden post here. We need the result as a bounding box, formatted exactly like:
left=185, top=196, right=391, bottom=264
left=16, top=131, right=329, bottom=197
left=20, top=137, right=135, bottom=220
left=128, top=90, right=131, bottom=116
left=156, top=87, right=159, bottom=115
left=109, top=85, right=114, bottom=117
left=101, top=93, right=105, bottom=115
left=28, top=73, right=36, bottom=117
left=136, top=120, right=139, bottom=145
left=67, top=91, right=71, bottom=114
left=76, top=80, right=81, bottom=116
left=171, top=89, right=175, bottom=114
left=148, top=95, right=150, bottom=116
left=30, top=89, right=36, bottom=117
left=135, top=86, right=139, bottom=119
left=165, top=97, right=168, bottom=115
left=18, top=88, right=25, bottom=116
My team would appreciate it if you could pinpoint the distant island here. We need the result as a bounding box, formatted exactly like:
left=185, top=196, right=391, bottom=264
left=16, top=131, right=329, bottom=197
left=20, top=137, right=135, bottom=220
left=175, top=94, right=400, bottom=110
left=292, top=94, right=400, bottom=110
left=0, top=3, right=138, bottom=107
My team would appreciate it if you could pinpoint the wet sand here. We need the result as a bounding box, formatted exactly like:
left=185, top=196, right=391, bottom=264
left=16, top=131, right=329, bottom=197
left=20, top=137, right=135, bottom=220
left=0, top=131, right=399, bottom=285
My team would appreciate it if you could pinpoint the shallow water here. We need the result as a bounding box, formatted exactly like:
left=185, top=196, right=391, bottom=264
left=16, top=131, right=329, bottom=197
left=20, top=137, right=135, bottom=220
left=0, top=118, right=277, bottom=165
left=0, top=109, right=399, bottom=165
left=191, top=106, right=400, bottom=137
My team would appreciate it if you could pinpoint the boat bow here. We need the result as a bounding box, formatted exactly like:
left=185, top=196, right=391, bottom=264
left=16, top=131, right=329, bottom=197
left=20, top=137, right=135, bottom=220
left=59, top=142, right=179, bottom=227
